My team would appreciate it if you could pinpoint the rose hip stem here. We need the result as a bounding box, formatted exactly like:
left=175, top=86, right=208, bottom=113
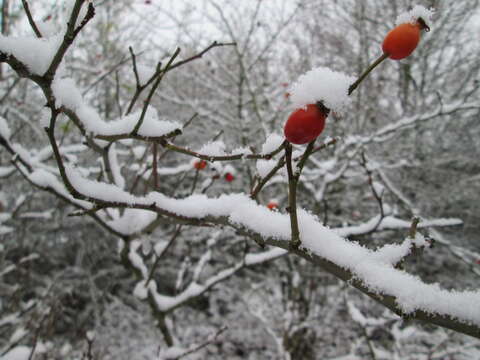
left=348, top=53, right=389, bottom=96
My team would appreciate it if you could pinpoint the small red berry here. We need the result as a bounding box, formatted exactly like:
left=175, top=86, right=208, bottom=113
left=283, top=103, right=327, bottom=145
left=382, top=22, right=423, bottom=60
left=267, top=201, right=278, bottom=210
left=224, top=173, right=235, bottom=182
left=194, top=160, right=207, bottom=170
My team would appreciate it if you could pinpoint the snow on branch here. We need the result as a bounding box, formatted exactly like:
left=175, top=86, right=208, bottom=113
left=52, top=78, right=182, bottom=141
left=49, top=165, right=480, bottom=337
left=129, top=232, right=286, bottom=314
left=336, top=215, right=462, bottom=238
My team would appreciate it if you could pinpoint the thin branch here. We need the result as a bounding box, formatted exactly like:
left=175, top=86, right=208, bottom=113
left=175, top=326, right=228, bottom=359
left=285, top=143, right=300, bottom=249
left=131, top=47, right=181, bottom=135
left=146, top=225, right=183, bottom=285
left=158, top=113, right=198, bottom=162
left=44, top=1, right=95, bottom=80
left=310, top=137, right=338, bottom=156
left=359, top=152, right=385, bottom=233
left=129, top=46, right=141, bottom=87
left=83, top=54, right=132, bottom=95
left=152, top=143, right=158, bottom=190
left=348, top=53, right=389, bottom=95
left=160, top=139, right=286, bottom=162
left=95, top=128, right=182, bottom=143
left=124, top=46, right=151, bottom=116
left=250, top=138, right=337, bottom=200
left=167, top=41, right=236, bottom=72
left=21, top=0, right=42, bottom=38
left=0, top=133, right=33, bottom=172
left=126, top=42, right=234, bottom=116
left=294, top=139, right=316, bottom=180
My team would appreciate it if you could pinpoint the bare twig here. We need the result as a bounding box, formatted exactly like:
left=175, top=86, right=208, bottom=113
left=250, top=138, right=337, bottom=200
left=146, top=226, right=183, bottom=285
left=21, top=0, right=42, bottom=38
left=174, top=325, right=228, bottom=359
left=158, top=113, right=198, bottom=162
left=45, top=1, right=95, bottom=80
left=348, top=53, right=389, bottom=95
left=129, top=46, right=141, bottom=87
left=285, top=143, right=300, bottom=249
left=152, top=143, right=158, bottom=190
left=168, top=41, right=236, bottom=72
left=160, top=139, right=286, bottom=162
left=294, top=139, right=316, bottom=180
left=131, top=47, right=181, bottom=135
left=359, top=152, right=385, bottom=233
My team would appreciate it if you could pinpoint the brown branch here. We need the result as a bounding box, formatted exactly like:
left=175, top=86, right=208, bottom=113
left=21, top=0, right=42, bottom=38
left=83, top=54, right=133, bottom=95
left=146, top=225, right=183, bottom=285
left=124, top=46, right=153, bottom=116
left=175, top=325, right=228, bottom=359
left=167, top=41, right=236, bottom=72
left=250, top=138, right=337, bottom=200
left=294, top=139, right=316, bottom=180
left=152, top=143, right=158, bottom=190
left=348, top=53, right=389, bottom=95
left=160, top=139, right=286, bottom=162
left=1, top=134, right=33, bottom=172
left=231, top=226, right=480, bottom=340
left=131, top=47, right=181, bottom=135
left=157, top=113, right=198, bottom=162
left=359, top=152, right=385, bottom=233
left=10, top=159, right=127, bottom=239
left=310, top=137, right=338, bottom=156
left=128, top=46, right=141, bottom=87
left=44, top=1, right=95, bottom=80
left=95, top=128, right=182, bottom=142
left=285, top=143, right=300, bottom=249
left=15, top=145, right=480, bottom=340
left=250, top=156, right=285, bottom=200
left=125, top=41, right=225, bottom=116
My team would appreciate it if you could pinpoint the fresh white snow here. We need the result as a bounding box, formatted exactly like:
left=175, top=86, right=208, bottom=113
left=289, top=67, right=354, bottom=113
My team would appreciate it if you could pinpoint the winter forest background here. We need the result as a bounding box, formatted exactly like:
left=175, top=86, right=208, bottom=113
left=1, top=0, right=480, bottom=359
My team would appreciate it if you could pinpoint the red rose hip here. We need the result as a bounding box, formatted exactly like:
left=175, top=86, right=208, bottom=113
left=267, top=201, right=278, bottom=210
left=194, top=160, right=207, bottom=170
left=284, top=103, right=327, bottom=145
left=382, top=22, right=422, bottom=60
